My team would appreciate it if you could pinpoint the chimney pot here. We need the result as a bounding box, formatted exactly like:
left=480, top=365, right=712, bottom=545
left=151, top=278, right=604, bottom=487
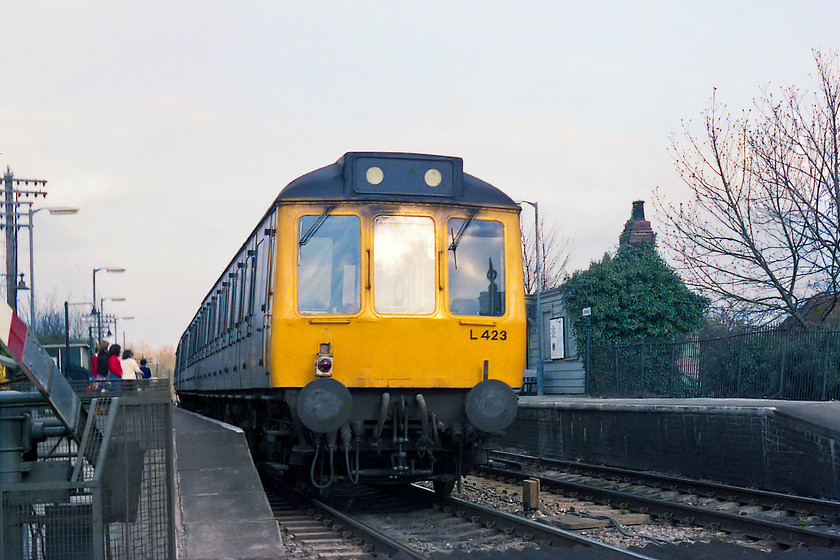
left=632, top=200, right=645, bottom=221
left=628, top=200, right=655, bottom=245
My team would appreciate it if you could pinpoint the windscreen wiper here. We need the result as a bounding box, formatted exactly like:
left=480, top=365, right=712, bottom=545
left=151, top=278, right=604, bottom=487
left=448, top=209, right=478, bottom=253
left=299, top=205, right=336, bottom=246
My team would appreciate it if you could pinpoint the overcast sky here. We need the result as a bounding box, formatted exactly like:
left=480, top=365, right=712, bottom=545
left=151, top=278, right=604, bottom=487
left=1, top=0, right=838, bottom=348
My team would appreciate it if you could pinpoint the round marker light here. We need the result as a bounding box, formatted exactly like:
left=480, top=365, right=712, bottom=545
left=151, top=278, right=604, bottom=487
left=425, top=168, right=442, bottom=187
left=366, top=166, right=384, bottom=185
left=317, top=357, right=333, bottom=374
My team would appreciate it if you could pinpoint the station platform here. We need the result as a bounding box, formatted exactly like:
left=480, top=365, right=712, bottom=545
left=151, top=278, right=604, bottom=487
left=168, top=397, right=839, bottom=559
left=172, top=407, right=283, bottom=560
left=498, top=397, right=840, bottom=500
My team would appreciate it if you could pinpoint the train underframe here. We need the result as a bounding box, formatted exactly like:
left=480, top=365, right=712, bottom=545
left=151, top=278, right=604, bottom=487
left=178, top=387, right=503, bottom=495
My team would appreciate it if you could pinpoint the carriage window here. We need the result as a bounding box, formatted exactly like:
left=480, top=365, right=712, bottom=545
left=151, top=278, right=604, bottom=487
left=374, top=216, right=435, bottom=314
left=448, top=219, right=505, bottom=316
left=298, top=215, right=361, bottom=314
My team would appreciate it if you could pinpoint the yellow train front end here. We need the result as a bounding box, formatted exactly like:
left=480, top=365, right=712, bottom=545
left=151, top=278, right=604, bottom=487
left=267, top=153, right=525, bottom=491
left=270, top=202, right=525, bottom=390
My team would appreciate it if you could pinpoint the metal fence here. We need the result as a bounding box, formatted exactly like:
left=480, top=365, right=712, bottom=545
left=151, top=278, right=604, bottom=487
left=1, top=379, right=174, bottom=559
left=591, top=329, right=840, bottom=401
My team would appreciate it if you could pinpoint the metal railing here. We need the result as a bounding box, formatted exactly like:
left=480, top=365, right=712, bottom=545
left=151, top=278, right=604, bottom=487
left=591, top=329, right=840, bottom=401
left=1, top=379, right=174, bottom=559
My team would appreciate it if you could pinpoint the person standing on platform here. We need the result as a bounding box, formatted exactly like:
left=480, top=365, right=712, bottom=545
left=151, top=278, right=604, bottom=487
left=107, top=344, right=123, bottom=390
left=139, top=358, right=152, bottom=380
left=121, top=349, right=141, bottom=390
left=94, top=340, right=110, bottom=381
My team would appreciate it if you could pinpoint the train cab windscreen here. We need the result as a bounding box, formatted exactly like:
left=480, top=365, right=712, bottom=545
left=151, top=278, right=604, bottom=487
left=298, top=215, right=361, bottom=314
left=373, top=216, right=436, bottom=314
left=447, top=218, right=505, bottom=316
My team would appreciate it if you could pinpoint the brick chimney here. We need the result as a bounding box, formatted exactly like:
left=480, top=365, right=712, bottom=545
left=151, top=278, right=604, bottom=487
left=627, top=200, right=656, bottom=246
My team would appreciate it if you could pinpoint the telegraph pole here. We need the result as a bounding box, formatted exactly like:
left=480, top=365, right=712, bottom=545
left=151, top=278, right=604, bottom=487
left=4, top=167, right=15, bottom=309
left=2, top=166, right=48, bottom=313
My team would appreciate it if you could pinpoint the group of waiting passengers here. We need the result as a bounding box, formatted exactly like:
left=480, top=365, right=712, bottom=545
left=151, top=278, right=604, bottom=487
left=91, top=340, right=152, bottom=382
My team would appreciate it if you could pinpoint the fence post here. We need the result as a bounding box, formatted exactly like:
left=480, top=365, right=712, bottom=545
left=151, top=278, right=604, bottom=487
left=640, top=342, right=646, bottom=394
left=614, top=346, right=619, bottom=394
left=670, top=342, right=676, bottom=397
left=822, top=331, right=831, bottom=401
left=779, top=330, right=788, bottom=398
left=699, top=335, right=706, bottom=396
left=736, top=334, right=743, bottom=397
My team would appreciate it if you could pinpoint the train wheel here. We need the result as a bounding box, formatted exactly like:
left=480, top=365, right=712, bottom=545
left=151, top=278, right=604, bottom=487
left=432, top=455, right=458, bottom=496
left=433, top=478, right=456, bottom=496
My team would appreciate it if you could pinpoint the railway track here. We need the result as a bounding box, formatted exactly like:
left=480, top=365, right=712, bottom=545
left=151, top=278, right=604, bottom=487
left=260, top=464, right=420, bottom=559
left=483, top=451, right=840, bottom=550
left=259, top=463, right=657, bottom=559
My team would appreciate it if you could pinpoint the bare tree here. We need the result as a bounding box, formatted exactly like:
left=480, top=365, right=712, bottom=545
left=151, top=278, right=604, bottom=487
left=756, top=51, right=840, bottom=310
left=657, top=51, right=839, bottom=327
left=521, top=216, right=573, bottom=294
left=32, top=297, right=89, bottom=344
left=133, top=342, right=176, bottom=379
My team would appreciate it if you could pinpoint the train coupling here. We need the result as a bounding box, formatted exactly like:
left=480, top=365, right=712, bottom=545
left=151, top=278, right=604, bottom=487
left=390, top=446, right=409, bottom=473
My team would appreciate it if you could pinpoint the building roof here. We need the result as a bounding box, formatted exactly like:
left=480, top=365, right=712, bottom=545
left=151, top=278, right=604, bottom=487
left=781, top=293, right=840, bottom=328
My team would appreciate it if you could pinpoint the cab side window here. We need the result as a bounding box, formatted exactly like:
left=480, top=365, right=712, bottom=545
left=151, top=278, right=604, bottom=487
left=447, top=218, right=505, bottom=316
left=298, top=215, right=361, bottom=314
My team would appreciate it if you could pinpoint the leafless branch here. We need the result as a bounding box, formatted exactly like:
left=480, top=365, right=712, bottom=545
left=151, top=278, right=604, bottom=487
left=656, top=51, right=840, bottom=327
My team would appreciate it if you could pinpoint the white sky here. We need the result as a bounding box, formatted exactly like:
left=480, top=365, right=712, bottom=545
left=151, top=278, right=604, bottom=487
left=1, top=0, right=838, bottom=348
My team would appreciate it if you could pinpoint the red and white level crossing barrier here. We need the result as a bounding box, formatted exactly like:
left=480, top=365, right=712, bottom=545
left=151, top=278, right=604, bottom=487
left=0, top=301, right=84, bottom=440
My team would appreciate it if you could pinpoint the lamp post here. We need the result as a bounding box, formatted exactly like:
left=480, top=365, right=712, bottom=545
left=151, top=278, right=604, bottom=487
left=582, top=306, right=592, bottom=396
left=93, top=267, right=125, bottom=341
left=27, top=207, right=79, bottom=326
left=520, top=200, right=543, bottom=396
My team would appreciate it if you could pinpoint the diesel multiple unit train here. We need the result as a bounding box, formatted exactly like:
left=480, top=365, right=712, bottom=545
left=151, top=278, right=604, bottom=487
left=175, top=152, right=525, bottom=494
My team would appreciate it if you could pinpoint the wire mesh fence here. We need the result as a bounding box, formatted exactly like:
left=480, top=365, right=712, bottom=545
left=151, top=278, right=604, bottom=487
left=1, top=379, right=174, bottom=560
left=591, top=329, right=840, bottom=400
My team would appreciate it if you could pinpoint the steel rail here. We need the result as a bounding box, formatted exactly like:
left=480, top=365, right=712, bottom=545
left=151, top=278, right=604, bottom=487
left=261, top=464, right=427, bottom=559
left=306, top=491, right=428, bottom=560
left=482, top=455, right=840, bottom=549
left=492, top=450, right=840, bottom=519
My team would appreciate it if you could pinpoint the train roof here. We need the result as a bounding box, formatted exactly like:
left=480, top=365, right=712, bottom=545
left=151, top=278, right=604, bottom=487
left=277, top=152, right=519, bottom=210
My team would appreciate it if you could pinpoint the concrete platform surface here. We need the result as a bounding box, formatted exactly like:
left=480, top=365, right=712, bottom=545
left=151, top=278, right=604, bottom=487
left=173, top=407, right=283, bottom=560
